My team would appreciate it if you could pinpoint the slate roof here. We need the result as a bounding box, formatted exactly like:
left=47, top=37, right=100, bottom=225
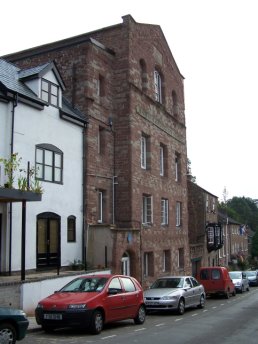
left=0, top=58, right=42, bottom=103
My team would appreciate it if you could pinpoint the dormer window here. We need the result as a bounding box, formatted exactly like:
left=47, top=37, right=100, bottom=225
left=41, top=79, right=59, bottom=107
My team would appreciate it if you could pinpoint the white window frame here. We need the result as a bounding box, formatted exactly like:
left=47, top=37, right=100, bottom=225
left=141, top=135, right=147, bottom=169
left=154, top=70, right=162, bottom=103
left=142, top=195, right=152, bottom=225
left=176, top=201, right=181, bottom=227
left=160, top=145, right=164, bottom=176
left=98, top=191, right=103, bottom=223
left=161, top=199, right=168, bottom=225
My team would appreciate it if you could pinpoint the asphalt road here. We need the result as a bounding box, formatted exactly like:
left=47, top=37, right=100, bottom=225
left=23, top=287, right=258, bottom=344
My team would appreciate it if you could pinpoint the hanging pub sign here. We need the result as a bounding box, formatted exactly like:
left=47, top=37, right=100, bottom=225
left=206, top=223, right=223, bottom=252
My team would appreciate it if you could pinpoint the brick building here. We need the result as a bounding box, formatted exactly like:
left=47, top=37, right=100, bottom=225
left=188, top=180, right=222, bottom=276
left=4, top=15, right=191, bottom=286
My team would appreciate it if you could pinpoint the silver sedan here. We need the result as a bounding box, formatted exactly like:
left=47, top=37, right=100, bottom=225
left=144, top=276, right=206, bottom=315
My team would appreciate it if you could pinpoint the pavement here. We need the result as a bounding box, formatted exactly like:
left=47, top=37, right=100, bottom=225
left=27, top=316, right=41, bottom=331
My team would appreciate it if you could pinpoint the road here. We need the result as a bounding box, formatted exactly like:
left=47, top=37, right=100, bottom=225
left=23, top=287, right=258, bottom=344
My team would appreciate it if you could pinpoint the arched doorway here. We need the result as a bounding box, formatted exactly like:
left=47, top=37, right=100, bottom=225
left=37, top=212, right=60, bottom=268
left=121, top=252, right=130, bottom=276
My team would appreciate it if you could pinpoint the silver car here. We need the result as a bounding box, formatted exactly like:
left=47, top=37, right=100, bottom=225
left=228, top=271, right=250, bottom=293
left=144, top=276, right=206, bottom=315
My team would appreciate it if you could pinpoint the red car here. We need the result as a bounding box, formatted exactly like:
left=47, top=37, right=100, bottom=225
left=35, top=274, right=146, bottom=334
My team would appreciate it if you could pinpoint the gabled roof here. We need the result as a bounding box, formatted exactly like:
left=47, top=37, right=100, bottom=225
left=18, top=61, right=66, bottom=90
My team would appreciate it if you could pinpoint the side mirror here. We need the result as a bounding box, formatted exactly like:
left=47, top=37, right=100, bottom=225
left=108, top=288, right=118, bottom=295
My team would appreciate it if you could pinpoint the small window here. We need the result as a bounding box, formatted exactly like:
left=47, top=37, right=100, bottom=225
left=154, top=70, right=162, bottom=103
left=176, top=201, right=182, bottom=227
left=142, top=194, right=152, bottom=225
left=36, top=144, right=63, bottom=183
left=41, top=79, right=59, bottom=107
left=211, top=269, right=221, bottom=280
left=160, top=145, right=164, bottom=176
left=161, top=198, right=169, bottom=225
left=98, top=190, right=105, bottom=223
left=175, top=152, right=181, bottom=182
left=141, top=135, right=147, bottom=169
left=67, top=215, right=76, bottom=242
left=144, top=252, right=154, bottom=277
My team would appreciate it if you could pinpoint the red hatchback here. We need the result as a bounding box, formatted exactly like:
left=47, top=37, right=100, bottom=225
left=35, top=274, right=146, bottom=334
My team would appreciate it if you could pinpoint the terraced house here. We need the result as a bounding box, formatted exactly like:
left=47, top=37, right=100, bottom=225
left=3, top=15, right=190, bottom=287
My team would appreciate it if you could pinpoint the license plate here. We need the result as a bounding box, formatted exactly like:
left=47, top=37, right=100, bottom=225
left=44, top=313, right=62, bottom=320
left=146, top=301, right=159, bottom=306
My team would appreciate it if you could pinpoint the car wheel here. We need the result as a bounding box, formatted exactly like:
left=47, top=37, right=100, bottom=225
left=89, top=309, right=104, bottom=335
left=197, top=294, right=205, bottom=309
left=0, top=322, right=17, bottom=344
left=177, top=298, right=185, bottom=315
left=134, top=305, right=146, bottom=324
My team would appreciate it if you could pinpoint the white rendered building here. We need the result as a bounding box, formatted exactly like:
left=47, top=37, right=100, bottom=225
left=0, top=59, right=88, bottom=275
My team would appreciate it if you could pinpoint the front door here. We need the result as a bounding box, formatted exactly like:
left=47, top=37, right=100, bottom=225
left=37, top=212, right=60, bottom=268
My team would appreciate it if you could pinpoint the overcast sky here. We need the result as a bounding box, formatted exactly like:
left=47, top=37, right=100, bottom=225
left=1, top=0, right=257, bottom=201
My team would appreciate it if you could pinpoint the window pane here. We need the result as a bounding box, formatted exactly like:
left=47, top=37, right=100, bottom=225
left=45, top=150, right=53, bottom=165
left=55, top=153, right=61, bottom=168
left=36, top=149, right=43, bottom=163
left=54, top=168, right=61, bottom=182
left=50, top=95, right=58, bottom=106
left=44, top=165, right=53, bottom=181
left=51, top=84, right=58, bottom=96
left=36, top=164, right=43, bottom=179
left=42, top=92, right=48, bottom=102
left=42, top=80, right=48, bottom=92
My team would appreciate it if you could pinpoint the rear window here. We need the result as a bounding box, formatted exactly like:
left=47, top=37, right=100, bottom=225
left=200, top=269, right=210, bottom=280
left=211, top=269, right=221, bottom=280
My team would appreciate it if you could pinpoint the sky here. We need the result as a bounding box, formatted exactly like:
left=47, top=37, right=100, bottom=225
left=1, top=0, right=257, bottom=201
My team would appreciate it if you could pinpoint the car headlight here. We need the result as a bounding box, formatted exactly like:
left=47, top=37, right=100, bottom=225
left=68, top=304, right=87, bottom=309
left=161, top=296, right=177, bottom=300
left=36, top=303, right=44, bottom=309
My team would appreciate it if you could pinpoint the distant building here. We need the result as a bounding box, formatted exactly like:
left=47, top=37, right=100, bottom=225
left=187, top=180, right=222, bottom=276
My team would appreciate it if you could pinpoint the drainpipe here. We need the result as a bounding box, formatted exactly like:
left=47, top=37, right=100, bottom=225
left=82, top=123, right=87, bottom=270
left=9, top=93, right=18, bottom=275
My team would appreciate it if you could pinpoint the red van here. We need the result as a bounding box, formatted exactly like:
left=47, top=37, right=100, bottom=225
left=197, top=267, right=236, bottom=298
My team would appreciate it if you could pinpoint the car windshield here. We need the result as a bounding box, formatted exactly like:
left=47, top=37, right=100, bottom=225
left=151, top=278, right=184, bottom=289
left=245, top=271, right=256, bottom=277
left=229, top=272, right=242, bottom=279
left=60, top=277, right=108, bottom=292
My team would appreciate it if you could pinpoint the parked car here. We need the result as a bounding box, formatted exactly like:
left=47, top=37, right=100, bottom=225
left=229, top=271, right=250, bottom=293
left=197, top=266, right=236, bottom=298
left=245, top=270, right=258, bottom=286
left=144, top=276, right=205, bottom=315
left=0, top=307, right=29, bottom=343
left=35, top=274, right=146, bottom=334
